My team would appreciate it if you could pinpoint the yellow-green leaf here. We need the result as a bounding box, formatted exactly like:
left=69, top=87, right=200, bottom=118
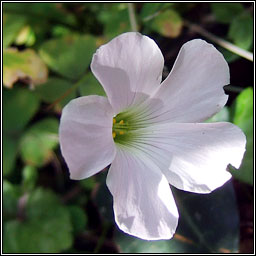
left=151, top=9, right=183, bottom=38
left=3, top=48, right=48, bottom=88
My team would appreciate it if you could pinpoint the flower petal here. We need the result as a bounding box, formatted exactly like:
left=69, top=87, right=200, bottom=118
left=91, top=32, right=164, bottom=114
left=130, top=122, right=246, bottom=193
left=140, top=39, right=230, bottom=123
left=59, top=95, right=116, bottom=180
left=107, top=147, right=179, bottom=240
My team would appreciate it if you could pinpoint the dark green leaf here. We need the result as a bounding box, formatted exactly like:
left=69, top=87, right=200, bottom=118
left=93, top=171, right=114, bottom=222
left=228, top=12, right=253, bottom=50
left=78, top=72, right=106, bottom=97
left=230, top=87, right=253, bottom=185
left=19, top=118, right=59, bottom=167
left=68, top=205, right=88, bottom=234
left=3, top=87, right=40, bottom=133
left=3, top=3, right=76, bottom=26
left=211, top=3, right=244, bottom=24
left=220, top=48, right=240, bottom=63
left=3, top=180, right=21, bottom=221
left=3, top=188, right=73, bottom=253
left=140, top=3, right=164, bottom=20
left=39, top=34, right=97, bottom=80
left=35, top=77, right=76, bottom=108
left=3, top=134, right=18, bottom=177
left=99, top=5, right=130, bottom=40
left=80, top=176, right=97, bottom=191
left=3, top=13, right=27, bottom=48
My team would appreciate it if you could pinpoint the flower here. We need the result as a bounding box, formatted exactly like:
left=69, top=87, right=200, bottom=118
left=59, top=32, right=246, bottom=240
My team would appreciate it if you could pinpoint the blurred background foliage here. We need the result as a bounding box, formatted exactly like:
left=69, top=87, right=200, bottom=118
left=3, top=2, right=253, bottom=253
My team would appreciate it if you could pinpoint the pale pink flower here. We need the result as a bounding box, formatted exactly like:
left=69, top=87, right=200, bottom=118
left=59, top=32, right=246, bottom=240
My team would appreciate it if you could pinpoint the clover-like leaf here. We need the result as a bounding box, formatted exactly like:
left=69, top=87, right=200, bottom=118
left=3, top=188, right=73, bottom=253
left=3, top=13, right=27, bottom=48
left=68, top=205, right=88, bottom=235
left=19, top=118, right=59, bottom=167
left=228, top=12, right=253, bottom=50
left=230, top=87, right=253, bottom=185
left=3, top=135, right=18, bottom=177
left=3, top=180, right=21, bottom=221
left=151, top=9, right=183, bottom=38
left=211, top=3, right=244, bottom=24
left=3, top=87, right=40, bottom=133
left=39, top=34, right=97, bottom=80
left=3, top=48, right=48, bottom=88
left=35, top=77, right=76, bottom=109
left=78, top=72, right=106, bottom=97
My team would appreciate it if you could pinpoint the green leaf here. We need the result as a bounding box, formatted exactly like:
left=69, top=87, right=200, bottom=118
left=3, top=188, right=73, bottom=253
left=35, top=77, right=76, bottom=108
left=39, top=34, right=97, bottom=80
left=3, top=87, right=40, bottom=133
left=3, top=180, right=21, bottom=221
left=3, top=134, right=18, bottom=177
left=3, top=48, right=48, bottom=88
left=230, top=87, right=253, bottom=185
left=151, top=9, right=183, bottom=38
left=78, top=72, right=106, bottom=97
left=211, top=3, right=244, bottom=24
left=228, top=12, right=253, bottom=50
left=19, top=118, right=59, bottom=167
left=115, top=182, right=239, bottom=253
left=140, top=3, right=175, bottom=21
left=3, top=13, right=27, bottom=48
left=140, top=3, right=163, bottom=20
left=80, top=176, right=97, bottom=191
left=220, top=48, right=240, bottom=63
left=68, top=205, right=88, bottom=235
left=205, top=107, right=229, bottom=123
left=99, top=5, right=130, bottom=40
left=22, top=165, right=38, bottom=192
left=3, top=3, right=76, bottom=26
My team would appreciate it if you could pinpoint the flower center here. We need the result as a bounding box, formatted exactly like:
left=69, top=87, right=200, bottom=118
left=112, top=110, right=145, bottom=145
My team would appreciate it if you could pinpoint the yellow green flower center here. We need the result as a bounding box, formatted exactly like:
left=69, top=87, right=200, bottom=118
left=112, top=109, right=147, bottom=145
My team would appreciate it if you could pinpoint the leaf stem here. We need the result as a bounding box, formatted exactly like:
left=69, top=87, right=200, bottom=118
left=46, top=75, right=84, bottom=111
left=128, top=3, right=138, bottom=32
left=184, top=20, right=253, bottom=62
left=93, top=222, right=111, bottom=253
left=224, top=85, right=244, bottom=93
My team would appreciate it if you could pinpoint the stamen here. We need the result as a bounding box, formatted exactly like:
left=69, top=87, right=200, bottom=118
left=112, top=110, right=148, bottom=145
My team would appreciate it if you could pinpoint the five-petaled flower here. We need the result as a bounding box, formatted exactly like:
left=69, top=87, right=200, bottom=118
left=59, top=32, right=246, bottom=240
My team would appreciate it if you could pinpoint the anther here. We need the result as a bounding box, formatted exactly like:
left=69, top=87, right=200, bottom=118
left=113, top=118, right=116, bottom=124
left=112, top=132, right=116, bottom=138
left=119, top=131, right=124, bottom=135
left=119, top=120, right=124, bottom=125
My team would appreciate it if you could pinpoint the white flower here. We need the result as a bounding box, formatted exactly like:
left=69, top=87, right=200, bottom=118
left=59, top=32, right=246, bottom=240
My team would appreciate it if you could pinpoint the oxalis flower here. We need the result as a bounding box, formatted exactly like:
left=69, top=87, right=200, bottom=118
left=59, top=32, right=246, bottom=240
